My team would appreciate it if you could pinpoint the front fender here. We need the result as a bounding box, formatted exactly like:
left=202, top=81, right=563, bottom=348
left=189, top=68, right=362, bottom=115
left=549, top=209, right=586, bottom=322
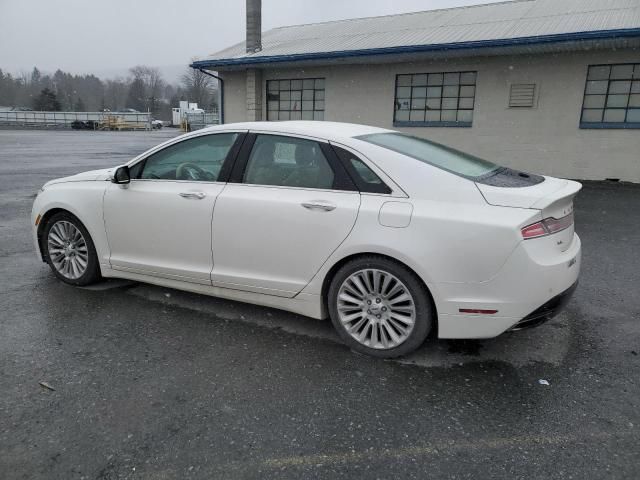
left=32, top=181, right=110, bottom=265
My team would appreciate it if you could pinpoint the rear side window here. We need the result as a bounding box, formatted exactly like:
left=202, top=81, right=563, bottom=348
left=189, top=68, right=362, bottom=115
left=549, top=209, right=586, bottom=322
left=332, top=146, right=391, bottom=194
left=243, top=134, right=335, bottom=189
left=356, top=132, right=499, bottom=180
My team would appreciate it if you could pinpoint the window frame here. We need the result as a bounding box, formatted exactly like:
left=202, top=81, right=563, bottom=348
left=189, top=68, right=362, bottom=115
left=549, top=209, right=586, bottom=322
left=266, top=78, right=326, bottom=121
left=127, top=131, right=247, bottom=183
left=393, top=71, right=477, bottom=128
left=228, top=132, right=357, bottom=192
left=580, top=63, right=640, bottom=130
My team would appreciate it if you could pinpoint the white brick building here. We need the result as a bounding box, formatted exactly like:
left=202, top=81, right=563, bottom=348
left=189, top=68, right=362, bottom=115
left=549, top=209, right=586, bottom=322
left=192, top=0, right=640, bottom=182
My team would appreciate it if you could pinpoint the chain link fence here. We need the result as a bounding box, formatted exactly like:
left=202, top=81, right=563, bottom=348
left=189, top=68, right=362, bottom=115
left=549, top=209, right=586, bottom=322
left=0, top=111, right=152, bottom=130
left=182, top=111, right=220, bottom=131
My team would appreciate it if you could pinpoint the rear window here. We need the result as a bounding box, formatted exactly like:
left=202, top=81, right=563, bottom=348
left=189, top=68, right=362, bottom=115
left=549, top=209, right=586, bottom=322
left=356, top=132, right=499, bottom=180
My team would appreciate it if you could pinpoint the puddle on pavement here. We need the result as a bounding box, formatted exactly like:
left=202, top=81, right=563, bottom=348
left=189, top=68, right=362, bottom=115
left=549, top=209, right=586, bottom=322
left=124, top=283, right=571, bottom=369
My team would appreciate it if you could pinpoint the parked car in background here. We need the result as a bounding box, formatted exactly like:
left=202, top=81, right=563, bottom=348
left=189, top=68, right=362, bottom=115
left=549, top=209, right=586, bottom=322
left=70, top=120, right=98, bottom=130
left=31, top=121, right=581, bottom=358
left=151, top=119, right=164, bottom=129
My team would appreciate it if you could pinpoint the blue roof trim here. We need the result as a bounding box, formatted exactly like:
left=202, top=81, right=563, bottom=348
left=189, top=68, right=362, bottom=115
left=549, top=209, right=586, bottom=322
left=190, top=28, right=640, bottom=69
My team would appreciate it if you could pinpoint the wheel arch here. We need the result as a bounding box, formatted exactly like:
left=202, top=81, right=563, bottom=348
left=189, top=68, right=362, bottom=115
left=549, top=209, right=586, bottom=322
left=320, top=252, right=439, bottom=336
left=37, top=207, right=86, bottom=261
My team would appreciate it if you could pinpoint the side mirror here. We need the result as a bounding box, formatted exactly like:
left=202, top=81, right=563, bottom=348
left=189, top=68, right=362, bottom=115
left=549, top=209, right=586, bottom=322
left=112, top=166, right=130, bottom=184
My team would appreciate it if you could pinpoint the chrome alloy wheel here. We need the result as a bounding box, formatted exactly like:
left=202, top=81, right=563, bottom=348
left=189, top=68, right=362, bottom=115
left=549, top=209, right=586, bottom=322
left=47, top=220, right=89, bottom=280
left=336, top=269, right=417, bottom=350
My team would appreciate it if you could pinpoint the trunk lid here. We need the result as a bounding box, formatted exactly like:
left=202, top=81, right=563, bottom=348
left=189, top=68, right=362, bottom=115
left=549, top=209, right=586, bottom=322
left=476, top=176, right=582, bottom=252
left=476, top=176, right=581, bottom=214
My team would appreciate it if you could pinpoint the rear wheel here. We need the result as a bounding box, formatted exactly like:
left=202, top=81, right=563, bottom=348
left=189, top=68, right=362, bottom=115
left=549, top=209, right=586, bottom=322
left=43, top=212, right=101, bottom=286
left=328, top=256, right=433, bottom=358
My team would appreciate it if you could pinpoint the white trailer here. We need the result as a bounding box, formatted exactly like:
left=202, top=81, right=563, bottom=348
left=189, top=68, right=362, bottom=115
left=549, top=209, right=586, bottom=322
left=171, top=101, right=204, bottom=126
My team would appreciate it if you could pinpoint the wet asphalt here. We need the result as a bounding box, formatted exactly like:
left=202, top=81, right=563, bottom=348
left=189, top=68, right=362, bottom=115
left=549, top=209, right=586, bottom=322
left=0, top=129, right=639, bottom=479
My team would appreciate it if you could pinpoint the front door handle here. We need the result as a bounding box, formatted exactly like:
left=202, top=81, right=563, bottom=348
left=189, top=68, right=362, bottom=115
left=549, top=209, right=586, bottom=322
left=301, top=201, right=336, bottom=212
left=179, top=192, right=206, bottom=199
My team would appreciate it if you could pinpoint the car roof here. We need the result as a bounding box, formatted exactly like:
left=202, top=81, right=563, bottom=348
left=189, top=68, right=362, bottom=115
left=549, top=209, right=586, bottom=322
left=200, top=121, right=393, bottom=141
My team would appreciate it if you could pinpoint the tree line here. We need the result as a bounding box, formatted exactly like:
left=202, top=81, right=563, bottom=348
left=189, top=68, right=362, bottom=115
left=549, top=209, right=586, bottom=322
left=0, top=66, right=218, bottom=120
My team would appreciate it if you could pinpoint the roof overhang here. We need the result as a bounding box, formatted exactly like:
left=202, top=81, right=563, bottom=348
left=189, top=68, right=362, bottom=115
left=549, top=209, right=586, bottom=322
left=191, top=28, right=640, bottom=71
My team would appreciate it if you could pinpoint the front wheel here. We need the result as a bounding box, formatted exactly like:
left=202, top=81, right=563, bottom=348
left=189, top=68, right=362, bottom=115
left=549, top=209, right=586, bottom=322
left=328, top=256, right=433, bottom=358
left=43, top=212, right=102, bottom=286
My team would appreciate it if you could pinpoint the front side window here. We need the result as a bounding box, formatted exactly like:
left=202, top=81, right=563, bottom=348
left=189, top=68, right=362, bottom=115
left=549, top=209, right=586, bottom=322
left=267, top=78, right=325, bottom=121
left=581, top=63, right=640, bottom=128
left=137, top=133, right=238, bottom=181
left=357, top=132, right=498, bottom=179
left=394, top=71, right=477, bottom=127
left=243, top=135, right=335, bottom=189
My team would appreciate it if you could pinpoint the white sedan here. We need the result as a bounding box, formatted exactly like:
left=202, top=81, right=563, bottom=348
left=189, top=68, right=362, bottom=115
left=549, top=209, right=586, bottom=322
left=31, top=121, right=581, bottom=358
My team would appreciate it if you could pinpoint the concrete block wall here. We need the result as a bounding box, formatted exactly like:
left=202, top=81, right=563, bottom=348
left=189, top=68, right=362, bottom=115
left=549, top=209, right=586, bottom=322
left=221, top=70, right=247, bottom=124
left=246, top=68, right=262, bottom=121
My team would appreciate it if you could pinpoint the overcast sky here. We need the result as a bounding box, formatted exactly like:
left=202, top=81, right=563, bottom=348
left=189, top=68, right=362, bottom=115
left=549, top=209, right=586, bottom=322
left=0, top=0, right=502, bottom=79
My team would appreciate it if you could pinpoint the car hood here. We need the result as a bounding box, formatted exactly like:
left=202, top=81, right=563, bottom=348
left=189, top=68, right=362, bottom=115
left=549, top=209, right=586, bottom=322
left=44, top=168, right=114, bottom=187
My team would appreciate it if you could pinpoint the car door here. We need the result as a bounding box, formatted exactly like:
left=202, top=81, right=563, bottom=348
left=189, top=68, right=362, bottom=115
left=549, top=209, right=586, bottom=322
left=211, top=132, right=361, bottom=297
left=103, top=131, right=244, bottom=284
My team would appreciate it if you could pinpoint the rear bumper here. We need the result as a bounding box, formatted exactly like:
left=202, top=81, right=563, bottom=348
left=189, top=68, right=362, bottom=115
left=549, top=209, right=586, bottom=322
left=436, top=232, right=581, bottom=339
left=508, top=281, right=578, bottom=331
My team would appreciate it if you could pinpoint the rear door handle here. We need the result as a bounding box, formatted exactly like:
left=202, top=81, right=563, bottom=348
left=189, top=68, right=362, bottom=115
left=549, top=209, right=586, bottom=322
left=301, top=201, right=336, bottom=212
left=179, top=192, right=206, bottom=199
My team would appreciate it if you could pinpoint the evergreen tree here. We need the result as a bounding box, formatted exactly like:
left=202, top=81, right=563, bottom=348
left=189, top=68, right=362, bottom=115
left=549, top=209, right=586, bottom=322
left=33, top=88, right=61, bottom=111
left=31, top=67, right=41, bottom=85
left=0, top=66, right=176, bottom=116
left=74, top=97, right=86, bottom=111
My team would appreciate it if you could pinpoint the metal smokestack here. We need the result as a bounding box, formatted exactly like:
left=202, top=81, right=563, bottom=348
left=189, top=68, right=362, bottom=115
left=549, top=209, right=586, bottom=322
left=246, top=0, right=262, bottom=53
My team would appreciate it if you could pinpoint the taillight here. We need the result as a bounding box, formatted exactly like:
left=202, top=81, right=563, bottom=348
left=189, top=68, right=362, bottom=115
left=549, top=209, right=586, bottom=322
left=521, top=212, right=573, bottom=239
left=521, top=222, right=547, bottom=239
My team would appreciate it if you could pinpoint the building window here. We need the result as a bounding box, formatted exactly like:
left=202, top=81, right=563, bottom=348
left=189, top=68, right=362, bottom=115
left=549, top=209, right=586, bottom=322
left=581, top=64, right=640, bottom=129
left=394, top=71, right=477, bottom=127
left=267, top=78, right=325, bottom=121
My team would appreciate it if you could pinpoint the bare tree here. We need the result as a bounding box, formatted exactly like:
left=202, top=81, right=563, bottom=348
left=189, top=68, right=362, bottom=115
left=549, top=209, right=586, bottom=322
left=126, top=77, right=147, bottom=111
left=181, top=67, right=216, bottom=109
left=129, top=65, right=166, bottom=114
left=104, top=77, right=129, bottom=111
left=0, top=65, right=182, bottom=115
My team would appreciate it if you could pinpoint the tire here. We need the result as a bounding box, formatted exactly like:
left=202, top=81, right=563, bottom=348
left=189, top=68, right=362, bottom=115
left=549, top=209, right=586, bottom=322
left=42, top=211, right=102, bottom=286
left=328, top=256, right=433, bottom=358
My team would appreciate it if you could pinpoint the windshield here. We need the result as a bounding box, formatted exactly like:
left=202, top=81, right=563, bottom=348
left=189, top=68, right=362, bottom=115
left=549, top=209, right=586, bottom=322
left=356, top=132, right=500, bottom=179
